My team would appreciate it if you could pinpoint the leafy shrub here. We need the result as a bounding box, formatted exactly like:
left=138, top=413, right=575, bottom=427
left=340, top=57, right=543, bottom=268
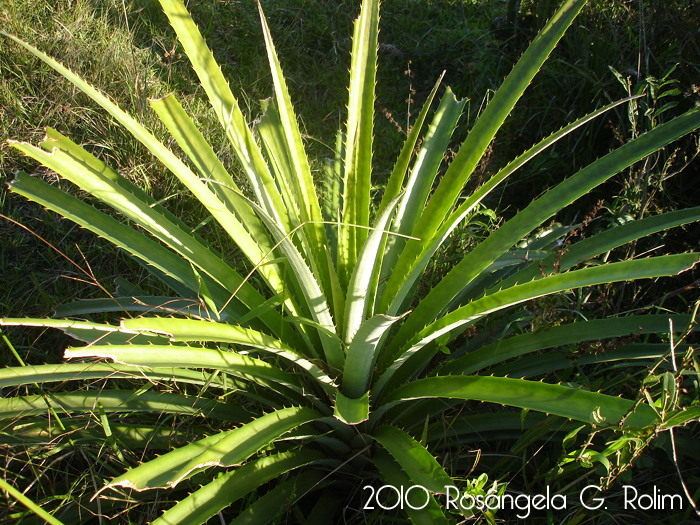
left=2, top=0, right=699, bottom=523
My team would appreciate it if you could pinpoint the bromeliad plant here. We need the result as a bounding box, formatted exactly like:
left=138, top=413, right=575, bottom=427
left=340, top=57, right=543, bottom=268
left=2, top=0, right=700, bottom=522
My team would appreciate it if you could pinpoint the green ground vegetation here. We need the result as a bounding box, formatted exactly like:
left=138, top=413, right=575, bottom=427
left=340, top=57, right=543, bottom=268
left=1, top=0, right=699, bottom=523
left=2, top=0, right=699, bottom=319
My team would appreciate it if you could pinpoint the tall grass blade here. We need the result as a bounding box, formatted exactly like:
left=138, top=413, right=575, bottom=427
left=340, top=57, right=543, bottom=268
left=0, top=477, right=66, bottom=525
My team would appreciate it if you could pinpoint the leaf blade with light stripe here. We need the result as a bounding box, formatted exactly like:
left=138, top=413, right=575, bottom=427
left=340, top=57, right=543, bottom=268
left=373, top=426, right=453, bottom=494
left=150, top=449, right=325, bottom=525
left=382, top=376, right=658, bottom=428
left=103, top=407, right=320, bottom=490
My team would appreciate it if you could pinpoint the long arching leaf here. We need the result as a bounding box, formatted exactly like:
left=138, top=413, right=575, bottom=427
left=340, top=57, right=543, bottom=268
left=386, top=107, right=700, bottom=357
left=257, top=2, right=331, bottom=301
left=375, top=253, right=698, bottom=396
left=101, top=407, right=320, bottom=491
left=378, top=95, right=643, bottom=316
left=155, top=0, right=291, bottom=232
left=373, top=425, right=453, bottom=494
left=118, top=317, right=336, bottom=390
left=150, top=449, right=325, bottom=525
left=0, top=390, right=247, bottom=422
left=379, top=0, right=588, bottom=314
left=381, top=376, right=658, bottom=428
left=439, top=314, right=694, bottom=376
left=338, top=0, right=380, bottom=286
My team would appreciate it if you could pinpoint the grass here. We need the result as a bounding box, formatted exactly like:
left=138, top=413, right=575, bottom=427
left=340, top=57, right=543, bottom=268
left=1, top=0, right=699, bottom=523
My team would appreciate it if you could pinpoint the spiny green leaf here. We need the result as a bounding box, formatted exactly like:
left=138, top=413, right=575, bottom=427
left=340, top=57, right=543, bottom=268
left=489, top=343, right=687, bottom=378
left=150, top=449, right=325, bottom=525
left=378, top=254, right=698, bottom=394
left=343, top=314, right=405, bottom=399
left=149, top=94, right=293, bottom=310
left=0, top=363, right=229, bottom=391
left=53, top=296, right=217, bottom=320
left=0, top=390, right=247, bottom=422
left=242, top=198, right=342, bottom=370
left=372, top=449, right=452, bottom=525
left=334, top=390, right=370, bottom=425
left=379, top=95, right=642, bottom=316
left=117, top=318, right=337, bottom=391
left=439, top=314, right=695, bottom=376
left=388, top=87, right=466, bottom=243
left=373, top=425, right=453, bottom=494
left=65, top=344, right=308, bottom=396
left=156, top=0, right=291, bottom=234
left=339, top=0, right=380, bottom=286
left=382, top=376, right=658, bottom=429
left=258, top=3, right=331, bottom=302
left=388, top=106, right=700, bottom=355
left=379, top=0, right=588, bottom=316
left=344, top=194, right=403, bottom=345
left=492, top=205, right=700, bottom=293
left=102, top=407, right=320, bottom=491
